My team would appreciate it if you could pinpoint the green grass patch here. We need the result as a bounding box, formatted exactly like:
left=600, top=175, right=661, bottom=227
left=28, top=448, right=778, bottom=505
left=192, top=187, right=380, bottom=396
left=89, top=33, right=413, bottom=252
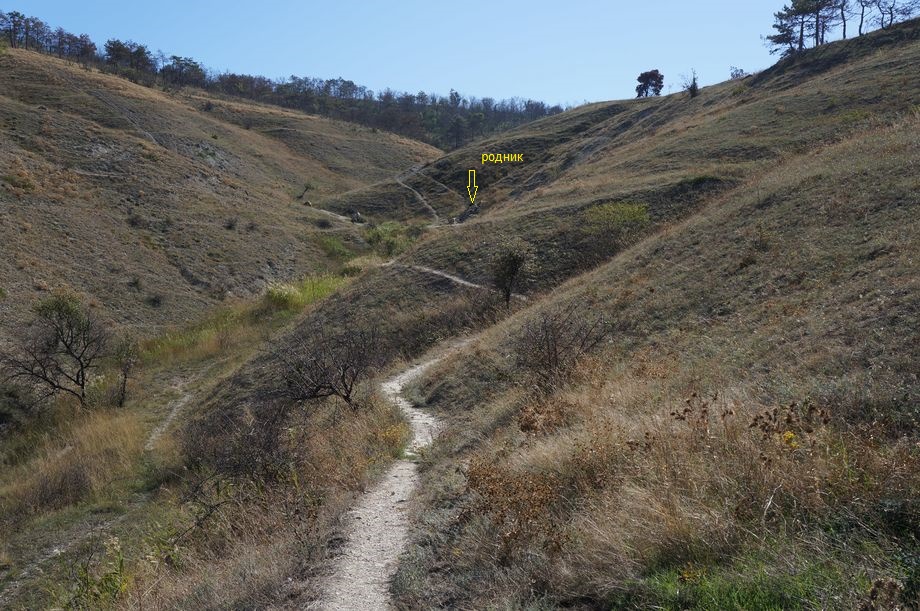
left=142, top=273, right=348, bottom=365
left=316, top=235, right=353, bottom=260
left=261, top=274, right=348, bottom=312
left=610, top=541, right=885, bottom=611
left=0, top=287, right=6, bottom=299
left=364, top=221, right=418, bottom=257
left=584, top=202, right=650, bottom=234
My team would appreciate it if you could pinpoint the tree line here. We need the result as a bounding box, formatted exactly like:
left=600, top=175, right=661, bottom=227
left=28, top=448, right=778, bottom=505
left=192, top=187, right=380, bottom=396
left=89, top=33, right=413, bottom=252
left=767, top=0, right=920, bottom=56
left=0, top=9, right=563, bottom=150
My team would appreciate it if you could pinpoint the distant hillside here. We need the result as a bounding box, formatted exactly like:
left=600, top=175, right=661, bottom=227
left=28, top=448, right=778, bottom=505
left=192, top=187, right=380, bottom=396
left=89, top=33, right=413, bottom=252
left=0, top=48, right=440, bottom=336
left=324, top=18, right=920, bottom=291
left=0, top=8, right=564, bottom=150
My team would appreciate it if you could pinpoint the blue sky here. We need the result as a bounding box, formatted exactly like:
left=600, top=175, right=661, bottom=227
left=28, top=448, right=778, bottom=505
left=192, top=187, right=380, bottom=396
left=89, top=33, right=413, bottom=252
left=14, top=1, right=788, bottom=105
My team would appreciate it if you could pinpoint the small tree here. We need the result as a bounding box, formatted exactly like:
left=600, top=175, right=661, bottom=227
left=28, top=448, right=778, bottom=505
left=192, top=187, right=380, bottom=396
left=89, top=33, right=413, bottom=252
left=278, top=326, right=381, bottom=411
left=112, top=335, right=138, bottom=408
left=635, top=70, right=665, bottom=98
left=730, top=66, right=749, bottom=80
left=1, top=293, right=110, bottom=406
left=491, top=237, right=533, bottom=307
left=683, top=69, right=700, bottom=98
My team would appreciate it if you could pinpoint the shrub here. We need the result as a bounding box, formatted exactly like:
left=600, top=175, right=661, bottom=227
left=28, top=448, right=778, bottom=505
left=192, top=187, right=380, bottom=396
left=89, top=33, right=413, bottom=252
left=491, top=236, right=534, bottom=306
left=316, top=235, right=352, bottom=260
left=364, top=222, right=413, bottom=257
left=276, top=325, right=383, bottom=409
left=730, top=66, right=749, bottom=80
left=515, top=302, right=609, bottom=391
left=684, top=69, right=700, bottom=98
left=0, top=382, right=36, bottom=430
left=260, top=275, right=347, bottom=313
left=584, top=201, right=650, bottom=234
left=263, top=283, right=301, bottom=312
left=2, top=173, right=36, bottom=192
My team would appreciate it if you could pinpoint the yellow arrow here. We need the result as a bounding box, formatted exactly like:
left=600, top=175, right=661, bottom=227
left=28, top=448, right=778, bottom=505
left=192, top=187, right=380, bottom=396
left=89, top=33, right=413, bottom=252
left=467, top=169, right=478, bottom=204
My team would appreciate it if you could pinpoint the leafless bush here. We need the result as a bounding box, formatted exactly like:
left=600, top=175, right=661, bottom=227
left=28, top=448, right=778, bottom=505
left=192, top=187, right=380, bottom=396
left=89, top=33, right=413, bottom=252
left=277, top=325, right=382, bottom=410
left=516, top=303, right=609, bottom=391
left=112, top=334, right=138, bottom=408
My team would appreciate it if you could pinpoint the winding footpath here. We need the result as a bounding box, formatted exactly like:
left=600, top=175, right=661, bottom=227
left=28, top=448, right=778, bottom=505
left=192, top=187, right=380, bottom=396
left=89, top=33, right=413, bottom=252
left=394, top=175, right=441, bottom=224
left=385, top=262, right=528, bottom=301
left=310, top=344, right=466, bottom=610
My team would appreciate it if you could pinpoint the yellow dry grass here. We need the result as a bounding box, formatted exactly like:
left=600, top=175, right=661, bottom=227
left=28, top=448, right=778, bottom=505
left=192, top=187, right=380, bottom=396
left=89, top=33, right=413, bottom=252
left=0, top=411, right=144, bottom=516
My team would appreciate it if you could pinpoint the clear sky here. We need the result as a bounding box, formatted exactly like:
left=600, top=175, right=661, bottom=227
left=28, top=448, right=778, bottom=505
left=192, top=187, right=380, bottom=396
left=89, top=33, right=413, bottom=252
left=14, top=1, right=788, bottom=105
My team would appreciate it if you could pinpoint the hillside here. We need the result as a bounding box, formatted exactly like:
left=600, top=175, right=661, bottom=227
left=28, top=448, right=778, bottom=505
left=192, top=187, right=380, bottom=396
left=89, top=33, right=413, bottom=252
left=1, top=17, right=918, bottom=611
left=0, top=48, right=440, bottom=336
left=310, top=20, right=918, bottom=609
left=384, top=23, right=920, bottom=609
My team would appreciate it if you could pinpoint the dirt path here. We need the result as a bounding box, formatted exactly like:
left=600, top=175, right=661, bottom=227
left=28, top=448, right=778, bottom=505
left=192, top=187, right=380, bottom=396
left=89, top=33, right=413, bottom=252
left=0, top=380, right=193, bottom=606
left=394, top=176, right=441, bottom=224
left=386, top=262, right=528, bottom=301
left=310, top=344, right=466, bottom=610
left=144, top=378, right=197, bottom=451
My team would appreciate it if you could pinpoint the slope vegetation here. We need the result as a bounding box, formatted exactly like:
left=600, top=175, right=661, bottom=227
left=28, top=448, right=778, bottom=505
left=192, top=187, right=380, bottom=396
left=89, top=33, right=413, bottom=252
left=0, top=48, right=440, bottom=335
left=2, top=19, right=919, bottom=610
left=382, top=21, right=920, bottom=609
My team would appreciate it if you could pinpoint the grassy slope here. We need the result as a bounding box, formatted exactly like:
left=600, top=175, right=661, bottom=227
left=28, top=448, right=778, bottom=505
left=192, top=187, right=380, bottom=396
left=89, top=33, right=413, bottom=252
left=384, top=23, right=920, bottom=610
left=0, top=49, right=440, bottom=337
left=1, top=18, right=918, bottom=610
left=0, top=48, right=437, bottom=608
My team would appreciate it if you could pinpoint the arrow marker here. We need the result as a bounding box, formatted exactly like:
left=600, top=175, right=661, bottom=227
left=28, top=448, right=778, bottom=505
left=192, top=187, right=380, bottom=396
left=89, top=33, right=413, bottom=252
left=467, top=169, right=478, bottom=204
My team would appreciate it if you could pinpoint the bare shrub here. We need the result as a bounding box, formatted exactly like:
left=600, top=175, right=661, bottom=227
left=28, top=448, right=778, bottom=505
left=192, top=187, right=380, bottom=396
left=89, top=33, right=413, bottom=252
left=278, top=325, right=382, bottom=410
left=516, top=302, right=609, bottom=391
left=112, top=335, right=138, bottom=408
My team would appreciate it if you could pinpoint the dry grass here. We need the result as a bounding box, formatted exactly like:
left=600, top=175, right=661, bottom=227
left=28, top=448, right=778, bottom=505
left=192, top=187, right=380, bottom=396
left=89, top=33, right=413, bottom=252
left=127, top=394, right=408, bottom=609
left=398, top=348, right=919, bottom=608
left=393, top=77, right=920, bottom=608
left=0, top=48, right=439, bottom=337
left=0, top=411, right=144, bottom=516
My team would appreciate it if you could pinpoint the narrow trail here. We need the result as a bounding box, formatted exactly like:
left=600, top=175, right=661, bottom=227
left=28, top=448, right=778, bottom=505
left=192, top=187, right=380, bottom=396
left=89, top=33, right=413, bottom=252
left=145, top=380, right=193, bottom=451
left=310, top=342, right=467, bottom=610
left=311, top=206, right=352, bottom=223
left=0, top=380, right=193, bottom=606
left=394, top=176, right=441, bottom=224
left=86, top=88, right=163, bottom=148
left=386, top=261, right=528, bottom=301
